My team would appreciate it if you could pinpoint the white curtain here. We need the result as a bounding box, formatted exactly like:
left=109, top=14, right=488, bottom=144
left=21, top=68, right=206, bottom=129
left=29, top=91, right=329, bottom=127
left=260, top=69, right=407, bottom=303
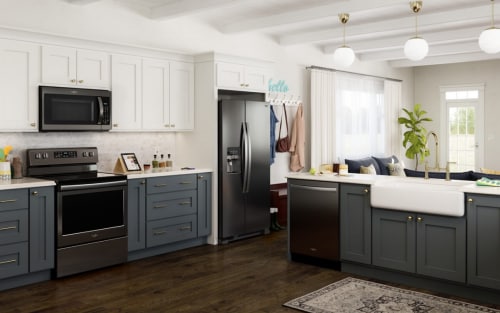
left=310, top=69, right=336, bottom=168
left=310, top=68, right=402, bottom=166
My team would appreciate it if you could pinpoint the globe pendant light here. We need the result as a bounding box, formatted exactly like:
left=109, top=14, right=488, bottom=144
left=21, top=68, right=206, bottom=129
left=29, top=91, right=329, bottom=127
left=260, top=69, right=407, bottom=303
left=479, top=0, right=500, bottom=54
left=404, top=1, right=429, bottom=61
left=333, top=13, right=355, bottom=67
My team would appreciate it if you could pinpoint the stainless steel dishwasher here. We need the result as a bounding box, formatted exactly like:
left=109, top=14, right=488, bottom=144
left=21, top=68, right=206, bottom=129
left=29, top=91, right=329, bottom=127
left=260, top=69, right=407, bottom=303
left=288, top=179, right=339, bottom=262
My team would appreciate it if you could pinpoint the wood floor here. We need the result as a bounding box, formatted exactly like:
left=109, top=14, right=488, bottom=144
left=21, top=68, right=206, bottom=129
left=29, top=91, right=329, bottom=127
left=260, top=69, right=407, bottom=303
left=0, top=230, right=499, bottom=312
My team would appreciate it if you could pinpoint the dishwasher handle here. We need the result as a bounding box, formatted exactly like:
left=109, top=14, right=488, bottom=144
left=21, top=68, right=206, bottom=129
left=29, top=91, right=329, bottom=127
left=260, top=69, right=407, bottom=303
left=290, top=184, right=337, bottom=193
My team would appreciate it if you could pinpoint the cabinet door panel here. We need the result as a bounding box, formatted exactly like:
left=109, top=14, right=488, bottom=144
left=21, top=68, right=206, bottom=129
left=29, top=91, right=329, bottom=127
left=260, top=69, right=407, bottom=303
left=128, top=179, right=146, bottom=252
left=245, top=66, right=269, bottom=91
left=170, top=61, right=194, bottom=130
left=416, top=214, right=465, bottom=283
left=467, top=194, right=500, bottom=290
left=372, top=209, right=415, bottom=273
left=77, top=49, right=110, bottom=89
left=42, top=45, right=76, bottom=85
left=142, top=59, right=170, bottom=130
left=0, top=39, right=39, bottom=131
left=29, top=187, right=55, bottom=272
left=111, top=54, right=142, bottom=130
left=216, top=62, right=244, bottom=89
left=197, top=173, right=212, bottom=237
left=340, top=184, right=371, bottom=264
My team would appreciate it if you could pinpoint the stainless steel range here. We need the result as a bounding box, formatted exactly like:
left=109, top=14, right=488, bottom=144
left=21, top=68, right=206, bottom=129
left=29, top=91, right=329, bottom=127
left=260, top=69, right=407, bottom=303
left=27, top=147, right=127, bottom=278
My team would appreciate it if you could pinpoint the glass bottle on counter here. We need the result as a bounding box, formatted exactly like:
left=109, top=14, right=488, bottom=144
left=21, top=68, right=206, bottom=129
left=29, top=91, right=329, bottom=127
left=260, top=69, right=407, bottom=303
left=152, top=154, right=159, bottom=171
left=159, top=154, right=166, bottom=171
left=166, top=154, right=173, bottom=171
left=12, top=157, right=22, bottom=179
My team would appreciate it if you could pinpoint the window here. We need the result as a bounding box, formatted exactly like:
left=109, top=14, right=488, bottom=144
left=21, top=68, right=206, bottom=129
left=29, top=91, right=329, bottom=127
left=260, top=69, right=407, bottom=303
left=335, top=74, right=385, bottom=160
left=440, top=85, right=484, bottom=171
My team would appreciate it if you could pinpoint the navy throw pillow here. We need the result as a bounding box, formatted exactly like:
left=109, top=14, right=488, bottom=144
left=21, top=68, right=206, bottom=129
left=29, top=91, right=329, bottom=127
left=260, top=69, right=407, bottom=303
left=372, top=155, right=399, bottom=176
left=345, top=157, right=381, bottom=174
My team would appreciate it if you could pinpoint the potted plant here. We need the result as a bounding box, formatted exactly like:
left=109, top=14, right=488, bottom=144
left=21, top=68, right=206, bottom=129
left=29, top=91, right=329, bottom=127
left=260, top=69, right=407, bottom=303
left=398, top=104, right=432, bottom=170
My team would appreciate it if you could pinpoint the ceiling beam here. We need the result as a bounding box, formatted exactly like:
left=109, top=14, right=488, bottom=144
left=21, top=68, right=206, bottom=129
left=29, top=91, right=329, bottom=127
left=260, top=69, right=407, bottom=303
left=279, top=5, right=492, bottom=46
left=219, top=0, right=404, bottom=33
left=389, top=52, right=500, bottom=68
left=150, top=0, right=250, bottom=20
left=63, top=0, right=102, bottom=4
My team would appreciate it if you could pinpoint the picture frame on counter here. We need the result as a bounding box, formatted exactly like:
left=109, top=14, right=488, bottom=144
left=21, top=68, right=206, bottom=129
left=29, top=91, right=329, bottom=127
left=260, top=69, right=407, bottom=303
left=121, top=153, right=141, bottom=171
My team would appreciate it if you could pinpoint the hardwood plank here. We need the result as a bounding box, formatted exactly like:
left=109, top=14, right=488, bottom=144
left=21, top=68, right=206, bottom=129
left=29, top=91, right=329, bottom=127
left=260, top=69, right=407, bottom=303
left=0, top=231, right=498, bottom=312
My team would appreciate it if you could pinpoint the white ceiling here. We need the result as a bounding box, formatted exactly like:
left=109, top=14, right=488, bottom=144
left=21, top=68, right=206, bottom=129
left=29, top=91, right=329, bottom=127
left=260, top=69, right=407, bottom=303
left=64, top=0, right=500, bottom=67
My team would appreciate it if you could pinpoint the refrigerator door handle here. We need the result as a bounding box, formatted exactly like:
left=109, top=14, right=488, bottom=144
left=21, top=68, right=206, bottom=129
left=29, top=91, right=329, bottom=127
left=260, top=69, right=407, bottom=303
left=240, top=122, right=251, bottom=193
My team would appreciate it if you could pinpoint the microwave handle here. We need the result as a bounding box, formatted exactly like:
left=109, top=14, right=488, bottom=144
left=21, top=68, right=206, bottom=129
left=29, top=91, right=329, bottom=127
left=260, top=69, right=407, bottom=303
left=97, top=97, right=104, bottom=125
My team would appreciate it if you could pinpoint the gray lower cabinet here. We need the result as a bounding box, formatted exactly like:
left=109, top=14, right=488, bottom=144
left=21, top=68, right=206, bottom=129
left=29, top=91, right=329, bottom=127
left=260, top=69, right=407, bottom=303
left=29, top=187, right=55, bottom=272
left=372, top=208, right=466, bottom=283
left=340, top=184, right=371, bottom=264
left=128, top=179, right=146, bottom=251
left=128, top=173, right=212, bottom=256
left=0, top=187, right=54, bottom=281
left=467, top=193, right=500, bottom=290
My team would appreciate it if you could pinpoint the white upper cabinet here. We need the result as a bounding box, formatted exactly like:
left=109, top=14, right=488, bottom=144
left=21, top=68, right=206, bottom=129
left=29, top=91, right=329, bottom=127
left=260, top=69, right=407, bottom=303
left=170, top=61, right=194, bottom=131
left=142, top=58, right=170, bottom=131
left=141, top=59, right=194, bottom=131
left=111, top=54, right=142, bottom=131
left=216, top=62, right=270, bottom=92
left=0, top=39, right=40, bottom=131
left=42, top=46, right=110, bottom=89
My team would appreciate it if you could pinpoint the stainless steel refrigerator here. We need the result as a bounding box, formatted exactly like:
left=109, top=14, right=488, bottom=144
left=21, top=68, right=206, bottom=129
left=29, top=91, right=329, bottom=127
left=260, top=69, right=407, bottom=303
left=218, top=99, right=270, bottom=243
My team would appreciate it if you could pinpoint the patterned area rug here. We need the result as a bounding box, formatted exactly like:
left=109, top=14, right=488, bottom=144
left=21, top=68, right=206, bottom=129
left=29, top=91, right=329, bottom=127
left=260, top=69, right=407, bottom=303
left=284, top=277, right=500, bottom=313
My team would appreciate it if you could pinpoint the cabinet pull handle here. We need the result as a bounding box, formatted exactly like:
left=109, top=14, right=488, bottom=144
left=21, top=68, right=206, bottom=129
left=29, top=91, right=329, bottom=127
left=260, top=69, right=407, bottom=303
left=0, top=226, right=16, bottom=232
left=0, top=199, right=17, bottom=204
left=417, top=217, right=423, bottom=222
left=32, top=191, right=38, bottom=196
left=179, top=226, right=191, bottom=231
left=154, top=183, right=167, bottom=187
left=153, top=230, right=167, bottom=236
left=468, top=198, right=473, bottom=202
left=180, top=181, right=192, bottom=185
left=240, top=83, right=246, bottom=87
left=364, top=189, right=369, bottom=193
left=0, top=259, right=17, bottom=265
left=113, top=124, right=119, bottom=127
left=140, top=180, right=146, bottom=185
left=198, top=175, right=204, bottom=179
left=153, top=204, right=169, bottom=209
left=407, top=216, right=413, bottom=221
left=179, top=201, right=191, bottom=206
left=70, top=79, right=76, bottom=83
left=78, top=80, right=84, bottom=84
left=30, top=123, right=36, bottom=127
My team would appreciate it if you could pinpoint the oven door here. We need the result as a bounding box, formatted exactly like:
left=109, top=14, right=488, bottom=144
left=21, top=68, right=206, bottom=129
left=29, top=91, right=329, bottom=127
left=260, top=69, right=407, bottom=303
left=57, top=180, right=127, bottom=248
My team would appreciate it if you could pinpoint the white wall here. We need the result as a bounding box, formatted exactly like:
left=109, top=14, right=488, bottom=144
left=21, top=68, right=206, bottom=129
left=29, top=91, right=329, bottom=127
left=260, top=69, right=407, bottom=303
left=414, top=60, right=500, bottom=170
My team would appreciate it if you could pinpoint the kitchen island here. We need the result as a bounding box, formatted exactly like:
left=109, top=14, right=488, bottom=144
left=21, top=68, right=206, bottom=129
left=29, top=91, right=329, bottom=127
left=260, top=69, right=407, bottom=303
left=287, top=172, right=500, bottom=305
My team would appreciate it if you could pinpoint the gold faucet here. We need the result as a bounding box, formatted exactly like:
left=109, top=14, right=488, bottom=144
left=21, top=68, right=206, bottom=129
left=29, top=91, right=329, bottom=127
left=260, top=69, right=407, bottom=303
left=445, top=161, right=456, bottom=181
left=426, top=131, right=440, bottom=170
left=424, top=161, right=430, bottom=179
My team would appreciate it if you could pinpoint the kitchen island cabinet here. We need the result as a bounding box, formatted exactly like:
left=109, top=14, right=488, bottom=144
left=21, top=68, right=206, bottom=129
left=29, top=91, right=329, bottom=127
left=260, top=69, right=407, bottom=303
left=127, top=172, right=212, bottom=261
left=467, top=193, right=500, bottom=290
left=340, top=184, right=371, bottom=265
left=372, top=208, right=466, bottom=283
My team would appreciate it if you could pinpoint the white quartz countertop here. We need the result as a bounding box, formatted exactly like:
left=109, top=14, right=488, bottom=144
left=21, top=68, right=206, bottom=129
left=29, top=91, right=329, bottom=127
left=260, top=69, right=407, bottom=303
left=0, top=177, right=56, bottom=190
left=286, top=172, right=500, bottom=196
left=126, top=168, right=213, bottom=179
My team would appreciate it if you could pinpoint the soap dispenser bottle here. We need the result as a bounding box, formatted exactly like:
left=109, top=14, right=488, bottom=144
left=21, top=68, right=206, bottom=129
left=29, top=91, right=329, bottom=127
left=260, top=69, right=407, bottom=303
left=166, top=154, right=173, bottom=171
left=152, top=154, right=159, bottom=171
left=159, top=154, right=166, bottom=171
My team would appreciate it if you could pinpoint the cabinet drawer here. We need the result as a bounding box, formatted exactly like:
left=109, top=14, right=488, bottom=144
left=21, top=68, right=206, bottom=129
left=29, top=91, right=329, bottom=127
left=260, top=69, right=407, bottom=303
left=0, top=189, right=29, bottom=212
left=0, top=242, right=28, bottom=279
left=147, top=215, right=197, bottom=247
left=147, top=190, right=196, bottom=221
left=0, top=209, right=28, bottom=245
left=147, top=175, right=197, bottom=194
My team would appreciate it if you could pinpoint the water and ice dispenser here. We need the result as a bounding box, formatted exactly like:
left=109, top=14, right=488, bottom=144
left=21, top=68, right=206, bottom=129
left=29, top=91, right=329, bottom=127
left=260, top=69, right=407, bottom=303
left=226, top=147, right=240, bottom=173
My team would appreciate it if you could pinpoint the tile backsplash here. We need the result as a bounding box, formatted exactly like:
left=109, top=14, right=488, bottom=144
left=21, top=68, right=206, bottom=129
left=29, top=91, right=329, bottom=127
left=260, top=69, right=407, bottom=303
left=0, top=132, right=176, bottom=173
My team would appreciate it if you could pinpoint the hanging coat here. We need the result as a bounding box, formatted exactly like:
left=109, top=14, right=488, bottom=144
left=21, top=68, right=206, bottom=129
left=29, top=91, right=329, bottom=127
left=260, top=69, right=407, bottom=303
left=270, top=106, right=279, bottom=164
left=289, top=104, right=305, bottom=172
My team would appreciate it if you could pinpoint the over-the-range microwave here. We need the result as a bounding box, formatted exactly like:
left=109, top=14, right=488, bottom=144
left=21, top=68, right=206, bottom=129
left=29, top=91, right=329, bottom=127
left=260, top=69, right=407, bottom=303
left=39, top=86, right=112, bottom=131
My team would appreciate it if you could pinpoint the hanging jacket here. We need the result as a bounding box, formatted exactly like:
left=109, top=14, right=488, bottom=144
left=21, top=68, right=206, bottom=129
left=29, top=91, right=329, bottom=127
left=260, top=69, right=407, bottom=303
left=289, top=104, right=305, bottom=172
left=270, top=106, right=279, bottom=164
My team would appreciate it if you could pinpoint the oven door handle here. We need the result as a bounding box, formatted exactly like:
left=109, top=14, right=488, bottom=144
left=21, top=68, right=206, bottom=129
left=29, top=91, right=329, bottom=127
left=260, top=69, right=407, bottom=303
left=60, top=180, right=127, bottom=191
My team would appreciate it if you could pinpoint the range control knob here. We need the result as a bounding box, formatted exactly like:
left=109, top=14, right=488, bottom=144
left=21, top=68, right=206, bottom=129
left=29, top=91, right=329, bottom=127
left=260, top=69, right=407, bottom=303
left=82, top=151, right=88, bottom=157
left=89, top=151, right=95, bottom=157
